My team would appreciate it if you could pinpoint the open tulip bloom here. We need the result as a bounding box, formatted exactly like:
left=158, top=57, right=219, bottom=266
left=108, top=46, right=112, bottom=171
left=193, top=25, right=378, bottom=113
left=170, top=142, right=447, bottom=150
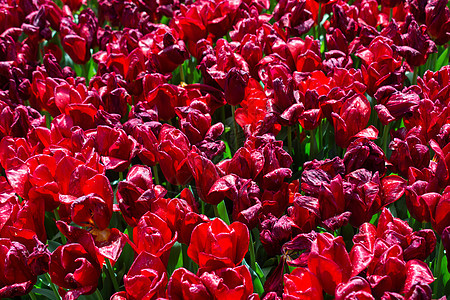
left=1, top=0, right=450, bottom=299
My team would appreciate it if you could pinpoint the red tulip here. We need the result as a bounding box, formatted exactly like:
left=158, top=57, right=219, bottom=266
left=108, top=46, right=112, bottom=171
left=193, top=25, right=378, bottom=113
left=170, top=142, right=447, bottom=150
left=168, top=268, right=210, bottom=300
left=199, top=265, right=254, bottom=300
left=335, top=277, right=374, bottom=300
left=153, top=188, right=208, bottom=245
left=116, top=165, right=166, bottom=227
left=49, top=243, right=101, bottom=299
left=188, top=218, right=249, bottom=270
left=123, top=252, right=168, bottom=300
left=158, top=125, right=193, bottom=186
left=133, top=212, right=177, bottom=264
left=308, top=233, right=352, bottom=295
left=283, top=267, right=323, bottom=300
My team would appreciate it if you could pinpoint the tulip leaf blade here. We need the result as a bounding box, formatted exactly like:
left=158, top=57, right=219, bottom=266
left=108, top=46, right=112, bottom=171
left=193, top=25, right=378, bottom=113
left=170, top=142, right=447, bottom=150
left=32, top=288, right=58, bottom=300
left=214, top=200, right=231, bottom=225
left=167, top=241, right=183, bottom=277
left=435, top=48, right=449, bottom=71
left=242, top=259, right=265, bottom=296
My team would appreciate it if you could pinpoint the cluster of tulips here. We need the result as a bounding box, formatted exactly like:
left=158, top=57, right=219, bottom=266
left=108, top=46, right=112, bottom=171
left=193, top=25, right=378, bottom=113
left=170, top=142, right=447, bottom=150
left=1, top=0, right=450, bottom=299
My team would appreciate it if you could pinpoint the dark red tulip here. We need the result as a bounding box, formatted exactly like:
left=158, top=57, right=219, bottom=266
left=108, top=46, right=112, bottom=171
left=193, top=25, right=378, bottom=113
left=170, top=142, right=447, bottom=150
left=60, top=9, right=98, bottom=64
left=260, top=214, right=297, bottom=256
left=208, top=175, right=262, bottom=229
left=168, top=268, right=210, bottom=300
left=133, top=212, right=177, bottom=265
left=344, top=137, right=387, bottom=176
left=431, top=190, right=450, bottom=235
left=56, top=221, right=126, bottom=265
left=187, top=150, right=221, bottom=204
left=172, top=2, right=208, bottom=56
left=140, top=25, right=189, bottom=73
left=124, top=119, right=160, bottom=167
left=49, top=243, right=101, bottom=299
left=153, top=188, right=208, bottom=245
left=344, top=170, right=407, bottom=227
left=123, top=252, right=168, bottom=300
left=374, top=87, right=421, bottom=126
left=116, top=165, right=166, bottom=227
left=288, top=195, right=319, bottom=234
left=443, top=226, right=450, bottom=272
left=0, top=238, right=41, bottom=298
left=419, top=65, right=450, bottom=104
left=401, top=260, right=434, bottom=294
left=426, top=0, right=450, bottom=44
left=224, top=67, right=249, bottom=106
left=146, top=84, right=187, bottom=121
left=205, top=0, right=242, bottom=39
left=393, top=19, right=437, bottom=67
left=93, top=125, right=137, bottom=172
left=199, top=265, right=254, bottom=300
left=335, top=276, right=374, bottom=300
left=329, top=1, right=359, bottom=42
left=273, top=0, right=315, bottom=37
left=356, top=36, right=405, bottom=96
left=158, top=124, right=193, bottom=186
left=389, top=127, right=429, bottom=177
left=5, top=154, right=59, bottom=211
left=331, top=93, right=371, bottom=148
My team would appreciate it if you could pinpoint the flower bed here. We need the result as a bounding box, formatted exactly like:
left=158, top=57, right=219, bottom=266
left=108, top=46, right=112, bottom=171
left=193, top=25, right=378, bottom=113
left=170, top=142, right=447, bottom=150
left=0, top=0, right=449, bottom=299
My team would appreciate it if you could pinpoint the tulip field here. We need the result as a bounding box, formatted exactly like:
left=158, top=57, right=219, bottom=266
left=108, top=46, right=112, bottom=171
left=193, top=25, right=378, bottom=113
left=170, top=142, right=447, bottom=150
left=1, top=0, right=450, bottom=299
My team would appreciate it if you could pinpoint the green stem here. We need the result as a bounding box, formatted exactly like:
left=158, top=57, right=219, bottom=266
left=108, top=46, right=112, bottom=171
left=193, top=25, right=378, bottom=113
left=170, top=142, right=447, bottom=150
left=179, top=64, right=185, bottom=83
left=29, top=291, right=38, bottom=300
left=221, top=105, right=226, bottom=125
left=106, top=258, right=120, bottom=292
left=126, top=225, right=133, bottom=240
left=389, top=8, right=393, bottom=22
left=287, top=126, right=293, bottom=156
left=53, top=210, right=67, bottom=244
left=95, top=289, right=103, bottom=300
left=412, top=66, right=419, bottom=85
left=431, top=52, right=438, bottom=72
left=317, top=3, right=322, bottom=40
left=249, top=231, right=256, bottom=272
left=43, top=110, right=52, bottom=129
left=82, top=62, right=90, bottom=83
left=231, top=105, right=239, bottom=151
left=433, top=239, right=444, bottom=296
left=45, top=273, right=61, bottom=300
left=119, top=172, right=124, bottom=181
left=310, top=128, right=318, bottom=159
left=152, top=165, right=160, bottom=185
left=334, top=226, right=342, bottom=237
left=201, top=200, right=205, bottom=215
left=318, top=120, right=323, bottom=151
left=381, top=122, right=391, bottom=156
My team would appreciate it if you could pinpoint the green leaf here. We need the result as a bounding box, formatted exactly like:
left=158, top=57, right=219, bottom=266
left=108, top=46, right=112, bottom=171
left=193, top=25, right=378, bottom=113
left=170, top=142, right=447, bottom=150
left=32, top=288, right=58, bottom=300
left=167, top=242, right=183, bottom=276
left=214, top=200, right=230, bottom=225
left=47, top=240, right=62, bottom=252
left=435, top=48, right=449, bottom=71
left=255, top=262, right=264, bottom=279
left=442, top=255, right=450, bottom=287
left=78, top=293, right=100, bottom=300
left=223, top=140, right=232, bottom=160
left=242, top=259, right=264, bottom=295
